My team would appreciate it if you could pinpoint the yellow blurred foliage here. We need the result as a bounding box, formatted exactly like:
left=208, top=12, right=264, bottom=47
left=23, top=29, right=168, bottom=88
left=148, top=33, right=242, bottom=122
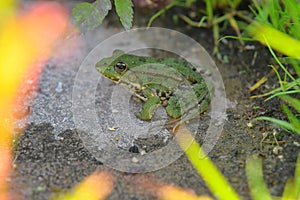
left=247, top=22, right=300, bottom=60
left=159, top=185, right=213, bottom=200
left=0, top=2, right=68, bottom=106
left=0, top=0, right=15, bottom=25
left=51, top=171, right=114, bottom=200
left=0, top=2, right=68, bottom=199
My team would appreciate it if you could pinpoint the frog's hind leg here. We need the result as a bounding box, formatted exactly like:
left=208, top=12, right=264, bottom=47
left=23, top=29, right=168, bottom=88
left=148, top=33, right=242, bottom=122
left=136, top=89, right=160, bottom=121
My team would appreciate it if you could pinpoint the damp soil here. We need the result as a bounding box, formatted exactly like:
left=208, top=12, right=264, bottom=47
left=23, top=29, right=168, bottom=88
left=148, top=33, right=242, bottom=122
left=10, top=2, right=300, bottom=200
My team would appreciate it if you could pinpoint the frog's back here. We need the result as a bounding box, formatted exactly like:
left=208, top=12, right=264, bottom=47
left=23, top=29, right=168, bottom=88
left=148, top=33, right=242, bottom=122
left=111, top=52, right=204, bottom=82
left=156, top=57, right=205, bottom=84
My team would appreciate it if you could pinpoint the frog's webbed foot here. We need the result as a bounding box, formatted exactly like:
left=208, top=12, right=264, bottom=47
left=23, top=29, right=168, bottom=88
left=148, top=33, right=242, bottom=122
left=135, top=89, right=160, bottom=121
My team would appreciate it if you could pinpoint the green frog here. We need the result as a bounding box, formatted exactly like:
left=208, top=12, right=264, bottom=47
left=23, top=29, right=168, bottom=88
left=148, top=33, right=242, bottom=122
left=96, top=50, right=211, bottom=128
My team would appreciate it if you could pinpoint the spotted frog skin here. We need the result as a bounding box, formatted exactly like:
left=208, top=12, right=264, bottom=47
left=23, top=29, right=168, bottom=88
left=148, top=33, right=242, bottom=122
left=96, top=50, right=210, bottom=123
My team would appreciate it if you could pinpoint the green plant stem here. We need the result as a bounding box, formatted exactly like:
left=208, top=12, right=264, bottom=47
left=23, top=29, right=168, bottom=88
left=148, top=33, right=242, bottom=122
left=205, top=0, right=213, bottom=25
left=147, top=1, right=182, bottom=27
left=179, top=14, right=208, bottom=27
left=266, top=41, right=297, bottom=82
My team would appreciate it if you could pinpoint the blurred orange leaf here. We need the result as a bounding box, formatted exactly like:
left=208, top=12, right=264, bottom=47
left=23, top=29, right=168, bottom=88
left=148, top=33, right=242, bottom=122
left=159, top=185, right=213, bottom=200
left=0, top=2, right=68, bottom=199
left=51, top=171, right=114, bottom=200
left=0, top=0, right=15, bottom=25
left=0, top=2, right=68, bottom=103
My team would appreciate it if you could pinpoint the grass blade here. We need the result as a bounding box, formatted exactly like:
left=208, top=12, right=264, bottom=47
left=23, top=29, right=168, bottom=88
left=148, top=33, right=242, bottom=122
left=280, top=95, right=300, bottom=113
left=282, top=105, right=300, bottom=134
left=253, top=116, right=296, bottom=132
left=266, top=42, right=296, bottom=82
left=246, top=155, right=272, bottom=200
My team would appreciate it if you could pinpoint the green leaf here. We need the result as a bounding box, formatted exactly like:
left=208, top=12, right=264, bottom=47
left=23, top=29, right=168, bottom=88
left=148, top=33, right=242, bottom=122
left=115, top=0, right=133, bottom=30
left=147, top=1, right=179, bottom=27
left=72, top=0, right=112, bottom=32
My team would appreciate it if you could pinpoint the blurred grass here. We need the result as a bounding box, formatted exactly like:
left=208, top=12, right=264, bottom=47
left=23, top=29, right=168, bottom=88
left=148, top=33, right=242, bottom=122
left=176, top=124, right=299, bottom=200
left=245, top=155, right=272, bottom=200
left=175, top=124, right=241, bottom=200
left=246, top=154, right=300, bottom=200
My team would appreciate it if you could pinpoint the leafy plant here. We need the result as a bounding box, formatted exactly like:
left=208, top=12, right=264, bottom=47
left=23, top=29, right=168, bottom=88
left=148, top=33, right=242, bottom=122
left=72, top=0, right=133, bottom=32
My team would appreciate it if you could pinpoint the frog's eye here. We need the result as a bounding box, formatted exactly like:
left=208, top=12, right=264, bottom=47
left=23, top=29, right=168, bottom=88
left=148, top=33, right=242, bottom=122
left=114, top=61, right=127, bottom=73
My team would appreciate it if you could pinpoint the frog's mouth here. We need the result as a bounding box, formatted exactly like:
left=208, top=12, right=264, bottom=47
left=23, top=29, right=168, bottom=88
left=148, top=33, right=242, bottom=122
left=101, top=72, right=121, bottom=82
left=109, top=77, right=120, bottom=82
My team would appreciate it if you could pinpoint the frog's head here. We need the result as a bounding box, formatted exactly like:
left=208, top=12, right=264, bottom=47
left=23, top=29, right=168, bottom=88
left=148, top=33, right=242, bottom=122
left=96, top=50, right=125, bottom=82
left=96, top=49, right=141, bottom=82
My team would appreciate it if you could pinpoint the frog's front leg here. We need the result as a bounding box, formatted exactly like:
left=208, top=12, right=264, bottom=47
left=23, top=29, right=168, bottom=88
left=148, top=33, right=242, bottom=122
left=136, top=89, right=160, bottom=121
left=166, top=96, right=182, bottom=118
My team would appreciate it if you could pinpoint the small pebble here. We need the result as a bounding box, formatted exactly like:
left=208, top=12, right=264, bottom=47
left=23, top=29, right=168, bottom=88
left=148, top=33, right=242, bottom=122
left=108, top=127, right=116, bottom=131
left=140, top=150, right=146, bottom=155
left=55, top=82, right=63, bottom=93
left=247, top=122, right=253, bottom=128
left=132, top=157, right=139, bottom=163
left=293, top=141, right=300, bottom=147
left=112, top=109, right=119, bottom=113
left=273, top=146, right=283, bottom=155
left=129, top=145, right=139, bottom=153
left=278, top=155, right=284, bottom=161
